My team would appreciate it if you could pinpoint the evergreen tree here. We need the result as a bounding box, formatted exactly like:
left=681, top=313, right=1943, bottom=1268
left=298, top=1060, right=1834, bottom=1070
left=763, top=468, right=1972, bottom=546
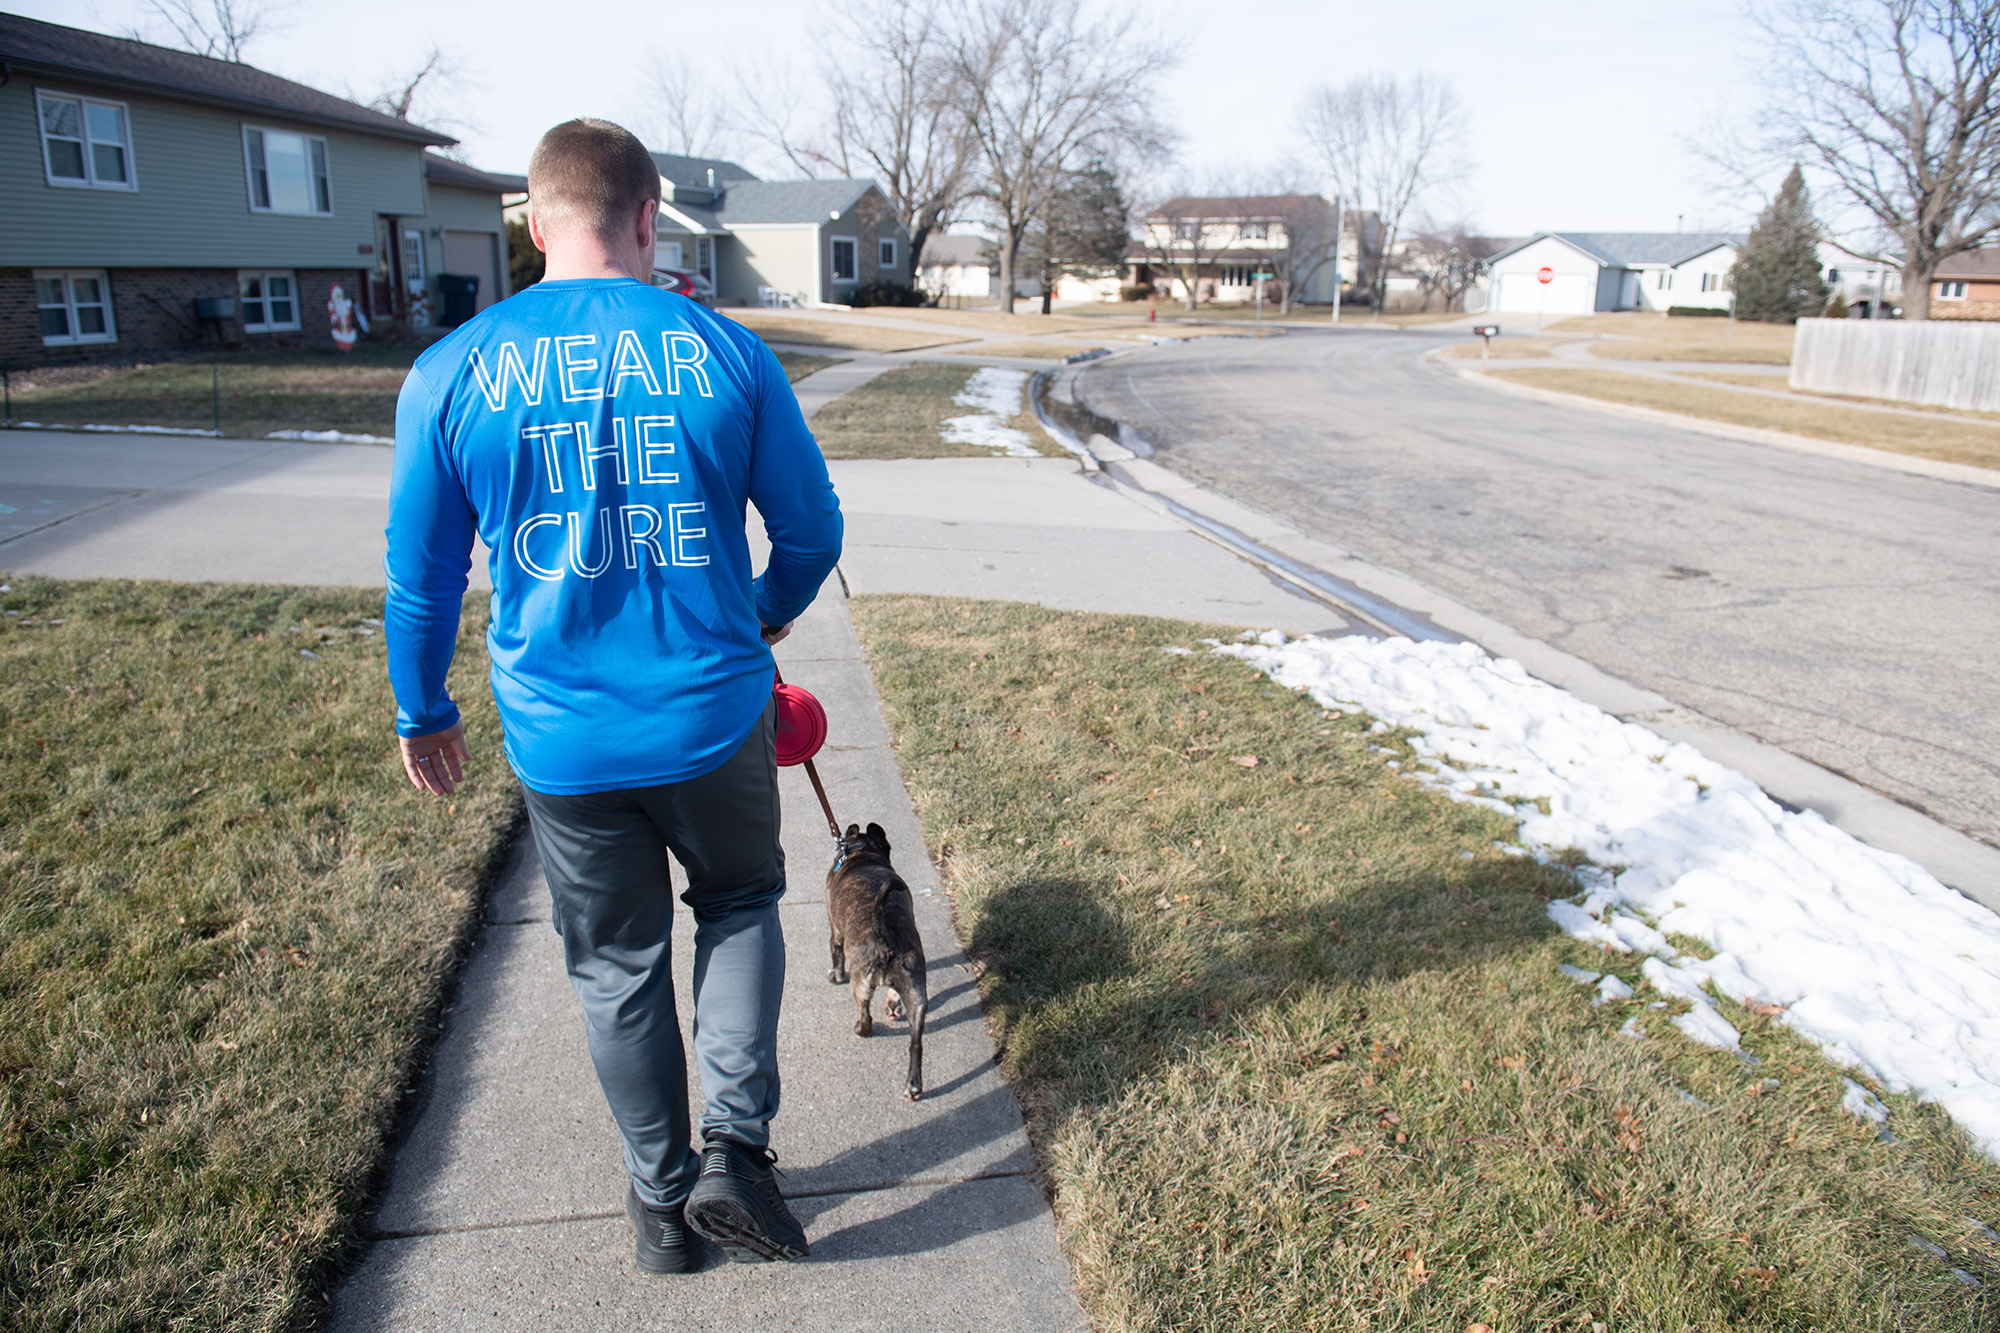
left=1023, top=163, right=1132, bottom=315
left=1730, top=165, right=1827, bottom=323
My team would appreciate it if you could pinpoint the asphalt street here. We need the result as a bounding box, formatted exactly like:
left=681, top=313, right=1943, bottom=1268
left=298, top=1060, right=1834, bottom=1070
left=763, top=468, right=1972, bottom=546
left=1073, top=327, right=2000, bottom=849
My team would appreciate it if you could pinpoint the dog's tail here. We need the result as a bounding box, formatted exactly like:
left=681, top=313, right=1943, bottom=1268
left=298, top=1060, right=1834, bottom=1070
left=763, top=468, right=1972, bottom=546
left=870, top=881, right=899, bottom=971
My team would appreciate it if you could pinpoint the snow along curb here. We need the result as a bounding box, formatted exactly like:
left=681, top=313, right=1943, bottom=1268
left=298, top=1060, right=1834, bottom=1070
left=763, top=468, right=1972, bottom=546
left=1216, top=629, right=2000, bottom=1157
left=1445, top=360, right=2000, bottom=493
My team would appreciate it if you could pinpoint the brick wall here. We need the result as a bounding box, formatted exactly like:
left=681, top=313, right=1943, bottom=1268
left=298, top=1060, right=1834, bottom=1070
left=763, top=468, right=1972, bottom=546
left=1, top=267, right=370, bottom=370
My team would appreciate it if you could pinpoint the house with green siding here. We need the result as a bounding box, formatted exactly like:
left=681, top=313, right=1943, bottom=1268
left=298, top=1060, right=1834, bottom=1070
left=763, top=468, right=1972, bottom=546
left=0, top=13, right=523, bottom=369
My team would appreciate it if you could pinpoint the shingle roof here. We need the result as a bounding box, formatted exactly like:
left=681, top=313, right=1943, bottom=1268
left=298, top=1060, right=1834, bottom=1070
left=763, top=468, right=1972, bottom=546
left=710, top=179, right=874, bottom=226
left=920, top=234, right=992, bottom=266
left=1937, top=248, right=2000, bottom=280
left=0, top=13, right=454, bottom=146
left=1552, top=232, right=1744, bottom=267
left=425, top=153, right=526, bottom=194
left=1146, top=194, right=1331, bottom=220
left=650, top=152, right=760, bottom=189
left=658, top=199, right=725, bottom=234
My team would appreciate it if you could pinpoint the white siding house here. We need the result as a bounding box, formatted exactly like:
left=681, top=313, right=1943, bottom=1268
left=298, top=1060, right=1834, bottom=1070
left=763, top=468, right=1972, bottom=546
left=1486, top=232, right=1744, bottom=316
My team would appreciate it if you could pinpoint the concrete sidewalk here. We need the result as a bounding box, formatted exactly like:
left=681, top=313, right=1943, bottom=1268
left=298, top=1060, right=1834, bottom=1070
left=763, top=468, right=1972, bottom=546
left=328, top=586, right=1084, bottom=1331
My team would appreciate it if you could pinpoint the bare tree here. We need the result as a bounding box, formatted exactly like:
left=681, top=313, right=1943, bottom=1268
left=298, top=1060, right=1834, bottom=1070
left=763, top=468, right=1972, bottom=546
left=357, top=44, right=474, bottom=147
left=1751, top=0, right=2000, bottom=319
left=128, top=0, right=290, bottom=62
left=1298, top=72, right=1468, bottom=310
left=956, top=0, right=1176, bottom=314
left=1401, top=222, right=1499, bottom=311
left=631, top=49, right=738, bottom=160
left=1267, top=194, right=1340, bottom=314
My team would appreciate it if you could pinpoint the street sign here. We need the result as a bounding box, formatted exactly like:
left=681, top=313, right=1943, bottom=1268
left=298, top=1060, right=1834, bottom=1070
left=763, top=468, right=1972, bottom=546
left=1537, top=267, right=1554, bottom=285
left=1472, top=324, right=1500, bottom=337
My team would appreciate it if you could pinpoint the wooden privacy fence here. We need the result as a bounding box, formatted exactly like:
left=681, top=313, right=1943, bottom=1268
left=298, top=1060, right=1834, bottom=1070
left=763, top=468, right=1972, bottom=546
left=1791, top=317, right=2000, bottom=412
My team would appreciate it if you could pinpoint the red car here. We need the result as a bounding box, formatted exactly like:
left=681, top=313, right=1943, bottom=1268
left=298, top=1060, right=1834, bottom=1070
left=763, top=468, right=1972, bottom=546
left=651, top=268, right=714, bottom=305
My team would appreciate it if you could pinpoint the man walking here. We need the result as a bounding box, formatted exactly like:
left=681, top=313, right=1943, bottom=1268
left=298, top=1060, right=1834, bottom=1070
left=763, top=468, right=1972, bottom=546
left=384, top=119, right=842, bottom=1274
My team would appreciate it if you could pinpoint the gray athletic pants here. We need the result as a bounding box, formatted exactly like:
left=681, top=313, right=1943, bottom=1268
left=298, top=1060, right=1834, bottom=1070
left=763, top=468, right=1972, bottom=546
left=521, top=701, right=785, bottom=1211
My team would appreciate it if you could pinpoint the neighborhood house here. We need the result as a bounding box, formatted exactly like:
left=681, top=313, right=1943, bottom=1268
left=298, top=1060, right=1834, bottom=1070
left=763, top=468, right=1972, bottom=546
left=1, top=13, right=521, bottom=368
left=648, top=151, right=911, bottom=308
left=1485, top=232, right=1744, bottom=315
left=1931, top=249, right=2000, bottom=320
left=1121, top=195, right=1356, bottom=306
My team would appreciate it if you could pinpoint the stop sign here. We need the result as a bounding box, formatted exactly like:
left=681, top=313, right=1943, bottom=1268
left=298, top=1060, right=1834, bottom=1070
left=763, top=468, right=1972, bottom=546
left=1537, top=266, right=1554, bottom=285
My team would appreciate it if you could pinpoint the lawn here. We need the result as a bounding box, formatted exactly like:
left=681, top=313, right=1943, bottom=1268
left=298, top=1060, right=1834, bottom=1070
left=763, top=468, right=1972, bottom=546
left=1677, top=370, right=2000, bottom=424
left=0, top=576, right=518, bottom=1331
left=940, top=340, right=1081, bottom=360
left=810, top=361, right=1058, bottom=459
left=852, top=594, right=2000, bottom=1333
left=1482, top=366, right=2000, bottom=471
left=1546, top=312, right=1796, bottom=365
left=1439, top=337, right=1570, bottom=361
left=0, top=347, right=835, bottom=443
left=843, top=307, right=1113, bottom=336
left=722, top=310, right=974, bottom=353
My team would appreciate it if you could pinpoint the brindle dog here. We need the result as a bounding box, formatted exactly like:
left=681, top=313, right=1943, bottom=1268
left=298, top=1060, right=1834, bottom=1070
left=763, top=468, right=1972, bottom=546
left=825, top=822, right=928, bottom=1101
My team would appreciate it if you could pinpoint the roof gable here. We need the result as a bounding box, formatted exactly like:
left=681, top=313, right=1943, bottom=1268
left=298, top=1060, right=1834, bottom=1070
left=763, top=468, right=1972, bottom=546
left=0, top=13, right=453, bottom=146
left=1936, top=248, right=2000, bottom=280
left=1557, top=232, right=1744, bottom=267
left=1146, top=194, right=1333, bottom=221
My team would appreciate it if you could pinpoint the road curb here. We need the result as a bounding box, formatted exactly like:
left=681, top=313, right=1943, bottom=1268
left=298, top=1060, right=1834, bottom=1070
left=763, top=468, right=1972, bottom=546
left=1443, top=358, right=2000, bottom=493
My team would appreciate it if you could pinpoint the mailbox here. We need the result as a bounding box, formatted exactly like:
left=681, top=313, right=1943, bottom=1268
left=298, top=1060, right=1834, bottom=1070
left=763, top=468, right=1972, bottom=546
left=1472, top=324, right=1500, bottom=337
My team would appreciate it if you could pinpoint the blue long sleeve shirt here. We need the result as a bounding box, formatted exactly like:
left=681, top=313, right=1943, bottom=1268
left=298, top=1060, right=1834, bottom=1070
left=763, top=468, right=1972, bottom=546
left=384, top=277, right=843, bottom=795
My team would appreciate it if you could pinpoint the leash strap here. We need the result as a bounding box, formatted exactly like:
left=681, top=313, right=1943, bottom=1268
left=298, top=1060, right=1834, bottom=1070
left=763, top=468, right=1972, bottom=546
left=774, top=666, right=843, bottom=841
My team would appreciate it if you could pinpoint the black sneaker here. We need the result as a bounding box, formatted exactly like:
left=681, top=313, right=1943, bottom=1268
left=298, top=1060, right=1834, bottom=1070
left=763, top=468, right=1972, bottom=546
left=684, top=1139, right=809, bottom=1262
left=624, top=1184, right=692, bottom=1275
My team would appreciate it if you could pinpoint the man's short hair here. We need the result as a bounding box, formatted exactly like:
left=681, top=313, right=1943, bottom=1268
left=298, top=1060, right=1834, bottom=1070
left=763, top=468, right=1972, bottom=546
left=528, top=119, right=659, bottom=240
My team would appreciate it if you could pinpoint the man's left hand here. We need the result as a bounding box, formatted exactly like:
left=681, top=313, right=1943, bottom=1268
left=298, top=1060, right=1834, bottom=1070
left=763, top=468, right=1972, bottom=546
left=400, top=720, right=469, bottom=796
left=761, top=621, right=794, bottom=646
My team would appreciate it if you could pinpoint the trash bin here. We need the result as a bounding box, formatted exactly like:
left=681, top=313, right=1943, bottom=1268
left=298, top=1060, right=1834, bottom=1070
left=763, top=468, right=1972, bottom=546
left=437, top=273, right=478, bottom=327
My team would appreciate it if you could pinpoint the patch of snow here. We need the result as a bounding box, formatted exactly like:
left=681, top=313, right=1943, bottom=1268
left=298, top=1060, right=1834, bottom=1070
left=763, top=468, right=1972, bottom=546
left=1843, top=1078, right=1889, bottom=1123
left=1214, top=630, right=2000, bottom=1155
left=1559, top=964, right=1602, bottom=983
left=939, top=367, right=1039, bottom=458
left=8, top=421, right=224, bottom=437
left=1617, top=1017, right=1646, bottom=1040
left=1596, top=974, right=1634, bottom=1005
left=266, top=429, right=394, bottom=444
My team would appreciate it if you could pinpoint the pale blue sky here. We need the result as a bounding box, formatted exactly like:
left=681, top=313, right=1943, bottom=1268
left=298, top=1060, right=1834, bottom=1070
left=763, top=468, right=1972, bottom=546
left=40, top=0, right=1777, bottom=236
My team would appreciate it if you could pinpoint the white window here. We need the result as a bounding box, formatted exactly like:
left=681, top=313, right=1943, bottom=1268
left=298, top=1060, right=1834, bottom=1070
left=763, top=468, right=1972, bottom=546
left=1240, top=221, right=1269, bottom=240
left=239, top=271, right=300, bottom=331
left=37, top=91, right=135, bottom=190
left=402, top=229, right=426, bottom=295
left=1700, top=272, right=1728, bottom=292
left=1939, top=280, right=1969, bottom=300
left=35, top=270, right=117, bottom=345
left=244, top=126, right=332, bottom=215
left=830, top=236, right=857, bottom=282
left=879, top=236, right=898, bottom=269
left=695, top=236, right=713, bottom=277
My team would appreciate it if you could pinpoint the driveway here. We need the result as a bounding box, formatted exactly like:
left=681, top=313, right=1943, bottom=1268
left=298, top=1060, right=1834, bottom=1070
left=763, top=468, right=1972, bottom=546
left=1071, top=329, right=2000, bottom=848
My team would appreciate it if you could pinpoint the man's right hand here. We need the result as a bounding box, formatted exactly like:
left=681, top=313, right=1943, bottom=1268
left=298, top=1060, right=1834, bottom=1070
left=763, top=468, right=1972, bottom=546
left=399, top=719, right=470, bottom=796
left=761, top=622, right=794, bottom=646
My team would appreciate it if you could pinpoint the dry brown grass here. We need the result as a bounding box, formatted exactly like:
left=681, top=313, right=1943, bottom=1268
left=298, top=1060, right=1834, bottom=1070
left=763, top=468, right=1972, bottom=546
left=853, top=594, right=2000, bottom=1333
left=1482, top=366, right=2000, bottom=471
left=810, top=361, right=1059, bottom=459
left=722, top=311, right=974, bottom=353
left=843, top=307, right=1115, bottom=334
left=1545, top=312, right=1796, bottom=364
left=0, top=577, right=519, bottom=1331
left=1677, top=370, right=2000, bottom=423
left=939, top=340, right=1085, bottom=360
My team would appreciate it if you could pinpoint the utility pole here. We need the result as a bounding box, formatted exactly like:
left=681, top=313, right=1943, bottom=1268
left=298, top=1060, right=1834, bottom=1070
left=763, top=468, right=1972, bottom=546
left=1328, top=191, right=1342, bottom=326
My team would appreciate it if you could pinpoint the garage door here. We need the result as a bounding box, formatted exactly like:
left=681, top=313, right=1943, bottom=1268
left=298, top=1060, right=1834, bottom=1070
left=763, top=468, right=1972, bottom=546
left=1494, top=271, right=1593, bottom=314
left=441, top=230, right=501, bottom=312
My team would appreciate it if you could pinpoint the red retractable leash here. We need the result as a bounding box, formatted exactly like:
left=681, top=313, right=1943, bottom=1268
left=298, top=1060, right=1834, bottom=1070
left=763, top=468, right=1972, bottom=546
left=772, top=668, right=841, bottom=842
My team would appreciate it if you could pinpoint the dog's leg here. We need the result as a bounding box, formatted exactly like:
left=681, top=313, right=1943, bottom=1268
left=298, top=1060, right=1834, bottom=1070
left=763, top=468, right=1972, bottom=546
left=904, top=984, right=928, bottom=1102
left=851, top=970, right=875, bottom=1038
left=828, top=930, right=847, bottom=985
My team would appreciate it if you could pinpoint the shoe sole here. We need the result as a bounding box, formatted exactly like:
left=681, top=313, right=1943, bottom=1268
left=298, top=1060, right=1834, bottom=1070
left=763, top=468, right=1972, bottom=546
left=685, top=1196, right=808, bottom=1263
left=625, top=1189, right=692, bottom=1275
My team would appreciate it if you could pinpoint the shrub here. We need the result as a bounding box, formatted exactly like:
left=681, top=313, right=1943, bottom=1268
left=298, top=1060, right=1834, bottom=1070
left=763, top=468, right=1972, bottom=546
left=848, top=280, right=929, bottom=308
left=1666, top=306, right=1730, bottom=317
left=1119, top=284, right=1155, bottom=303
left=1824, top=292, right=1850, bottom=319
